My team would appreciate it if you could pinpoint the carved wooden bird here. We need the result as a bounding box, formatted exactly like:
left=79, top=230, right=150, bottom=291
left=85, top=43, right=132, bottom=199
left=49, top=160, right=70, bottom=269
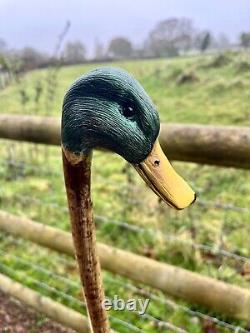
left=61, top=67, right=196, bottom=333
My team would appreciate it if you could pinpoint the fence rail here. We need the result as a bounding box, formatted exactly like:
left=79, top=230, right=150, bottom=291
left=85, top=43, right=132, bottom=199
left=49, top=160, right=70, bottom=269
left=0, top=114, right=249, bottom=332
left=0, top=273, right=91, bottom=333
left=2, top=233, right=250, bottom=333
left=0, top=210, right=249, bottom=325
left=0, top=114, right=249, bottom=168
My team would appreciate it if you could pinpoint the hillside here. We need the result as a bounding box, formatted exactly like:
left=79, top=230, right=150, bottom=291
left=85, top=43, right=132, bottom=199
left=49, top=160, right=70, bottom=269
left=0, top=52, right=249, bottom=332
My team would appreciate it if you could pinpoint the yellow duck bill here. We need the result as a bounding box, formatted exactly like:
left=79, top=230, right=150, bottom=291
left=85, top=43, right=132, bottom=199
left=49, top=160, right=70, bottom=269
left=133, top=140, right=196, bottom=210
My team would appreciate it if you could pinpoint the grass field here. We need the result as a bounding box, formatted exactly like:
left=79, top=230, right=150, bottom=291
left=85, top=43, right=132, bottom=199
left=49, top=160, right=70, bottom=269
left=0, top=51, right=250, bottom=332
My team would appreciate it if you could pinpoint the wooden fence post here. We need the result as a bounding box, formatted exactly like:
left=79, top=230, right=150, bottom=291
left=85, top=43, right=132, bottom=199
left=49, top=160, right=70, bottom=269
left=0, top=115, right=249, bottom=168
left=0, top=273, right=91, bottom=333
left=0, top=210, right=249, bottom=324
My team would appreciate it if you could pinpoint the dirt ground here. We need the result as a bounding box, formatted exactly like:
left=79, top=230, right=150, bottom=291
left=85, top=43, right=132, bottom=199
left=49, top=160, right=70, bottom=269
left=0, top=291, right=75, bottom=333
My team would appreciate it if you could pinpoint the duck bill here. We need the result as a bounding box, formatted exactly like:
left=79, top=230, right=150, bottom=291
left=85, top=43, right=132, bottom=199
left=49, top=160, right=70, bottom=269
left=133, top=140, right=196, bottom=210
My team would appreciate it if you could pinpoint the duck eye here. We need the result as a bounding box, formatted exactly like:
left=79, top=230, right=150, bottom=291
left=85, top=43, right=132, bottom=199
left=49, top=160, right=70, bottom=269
left=122, top=105, right=135, bottom=119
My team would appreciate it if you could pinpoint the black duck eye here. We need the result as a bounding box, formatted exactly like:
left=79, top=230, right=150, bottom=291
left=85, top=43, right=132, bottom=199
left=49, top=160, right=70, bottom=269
left=122, top=105, right=136, bottom=120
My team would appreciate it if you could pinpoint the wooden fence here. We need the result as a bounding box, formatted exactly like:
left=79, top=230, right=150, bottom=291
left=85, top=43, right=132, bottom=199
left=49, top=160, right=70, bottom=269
left=0, top=114, right=249, bottom=169
left=0, top=273, right=91, bottom=333
left=0, top=115, right=249, bottom=331
left=0, top=210, right=249, bottom=324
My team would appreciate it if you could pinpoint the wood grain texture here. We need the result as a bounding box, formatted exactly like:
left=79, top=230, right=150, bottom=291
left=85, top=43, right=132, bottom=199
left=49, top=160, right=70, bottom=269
left=0, top=115, right=249, bottom=169
left=0, top=211, right=249, bottom=325
left=0, top=273, right=91, bottom=333
left=62, top=150, right=110, bottom=333
left=160, top=123, right=250, bottom=169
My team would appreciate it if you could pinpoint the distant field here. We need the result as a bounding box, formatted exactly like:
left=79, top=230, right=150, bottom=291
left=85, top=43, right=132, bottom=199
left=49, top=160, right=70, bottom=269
left=0, top=52, right=250, bottom=332
left=1, top=51, right=250, bottom=126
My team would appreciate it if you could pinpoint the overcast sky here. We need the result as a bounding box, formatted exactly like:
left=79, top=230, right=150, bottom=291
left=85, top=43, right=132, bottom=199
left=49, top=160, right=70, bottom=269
left=0, top=0, right=250, bottom=55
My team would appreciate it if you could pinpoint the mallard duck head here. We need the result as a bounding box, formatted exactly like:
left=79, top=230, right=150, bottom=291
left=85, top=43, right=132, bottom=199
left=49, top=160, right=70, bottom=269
left=62, top=67, right=159, bottom=163
left=62, top=67, right=195, bottom=209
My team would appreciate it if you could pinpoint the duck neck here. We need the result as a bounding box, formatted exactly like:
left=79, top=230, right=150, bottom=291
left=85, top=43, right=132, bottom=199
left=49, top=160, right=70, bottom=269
left=62, top=148, right=110, bottom=333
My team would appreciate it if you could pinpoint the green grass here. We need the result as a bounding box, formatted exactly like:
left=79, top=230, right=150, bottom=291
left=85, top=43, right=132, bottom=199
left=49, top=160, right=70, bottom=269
left=0, top=51, right=250, bottom=332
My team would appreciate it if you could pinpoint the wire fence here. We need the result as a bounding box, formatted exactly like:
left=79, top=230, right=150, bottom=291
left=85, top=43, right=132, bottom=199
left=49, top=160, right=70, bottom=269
left=0, top=237, right=249, bottom=333
left=0, top=248, right=187, bottom=333
left=1, top=158, right=250, bottom=214
left=0, top=142, right=249, bottom=332
left=1, top=191, right=249, bottom=266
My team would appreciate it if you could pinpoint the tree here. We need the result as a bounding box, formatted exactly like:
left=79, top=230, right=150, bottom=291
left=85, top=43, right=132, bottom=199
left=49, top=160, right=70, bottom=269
left=20, top=47, right=48, bottom=70
left=193, top=30, right=218, bottom=52
left=0, top=38, right=7, bottom=53
left=145, top=18, right=195, bottom=58
left=94, top=39, right=105, bottom=61
left=240, top=32, right=250, bottom=48
left=63, top=41, right=86, bottom=64
left=195, top=31, right=211, bottom=52
left=200, top=32, right=211, bottom=52
left=217, top=34, right=230, bottom=50
left=108, top=37, right=133, bottom=59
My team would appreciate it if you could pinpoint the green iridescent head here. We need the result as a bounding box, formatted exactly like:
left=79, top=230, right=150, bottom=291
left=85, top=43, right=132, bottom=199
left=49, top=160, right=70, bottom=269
left=61, top=67, right=160, bottom=164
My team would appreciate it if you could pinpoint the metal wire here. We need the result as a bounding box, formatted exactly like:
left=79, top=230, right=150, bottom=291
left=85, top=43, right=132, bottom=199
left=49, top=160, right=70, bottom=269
left=0, top=155, right=250, bottom=333
left=0, top=242, right=248, bottom=333
left=141, top=313, right=188, bottom=333
left=196, top=198, right=250, bottom=213
left=0, top=247, right=80, bottom=290
left=0, top=159, right=62, bottom=177
left=3, top=193, right=250, bottom=265
left=0, top=250, right=191, bottom=333
left=103, top=275, right=250, bottom=333
left=0, top=248, right=188, bottom=332
left=0, top=262, right=84, bottom=308
left=110, top=317, right=145, bottom=333
left=119, top=282, right=249, bottom=333
left=95, top=215, right=250, bottom=264
left=0, top=262, right=146, bottom=333
left=1, top=159, right=250, bottom=213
